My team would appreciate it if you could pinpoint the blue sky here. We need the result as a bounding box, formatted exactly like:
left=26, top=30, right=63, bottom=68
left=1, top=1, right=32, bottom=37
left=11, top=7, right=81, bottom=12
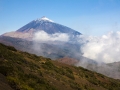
left=0, top=0, right=120, bottom=36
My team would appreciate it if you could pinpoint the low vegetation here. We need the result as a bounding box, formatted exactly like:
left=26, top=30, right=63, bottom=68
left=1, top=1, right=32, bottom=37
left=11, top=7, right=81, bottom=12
left=0, top=43, right=120, bottom=90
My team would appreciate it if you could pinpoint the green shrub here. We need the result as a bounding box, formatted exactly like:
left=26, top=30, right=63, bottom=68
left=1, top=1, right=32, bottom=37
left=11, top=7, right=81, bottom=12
left=7, top=46, right=17, bottom=51
left=0, top=65, right=13, bottom=76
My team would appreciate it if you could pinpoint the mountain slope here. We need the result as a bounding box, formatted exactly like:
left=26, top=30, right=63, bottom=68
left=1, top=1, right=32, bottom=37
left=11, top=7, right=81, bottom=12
left=0, top=43, right=120, bottom=90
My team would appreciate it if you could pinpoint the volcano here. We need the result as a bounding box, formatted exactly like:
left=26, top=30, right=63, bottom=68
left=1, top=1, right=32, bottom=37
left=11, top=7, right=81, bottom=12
left=17, top=16, right=81, bottom=35
left=2, top=16, right=81, bottom=40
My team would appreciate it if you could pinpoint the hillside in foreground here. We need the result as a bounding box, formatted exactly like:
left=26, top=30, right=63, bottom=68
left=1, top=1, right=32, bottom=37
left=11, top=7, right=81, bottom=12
left=0, top=43, right=120, bottom=90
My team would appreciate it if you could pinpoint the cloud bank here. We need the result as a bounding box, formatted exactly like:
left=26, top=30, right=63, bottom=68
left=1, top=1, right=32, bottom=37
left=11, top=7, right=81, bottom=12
left=33, top=30, right=120, bottom=63
left=80, top=31, right=120, bottom=63
left=33, top=31, right=69, bottom=42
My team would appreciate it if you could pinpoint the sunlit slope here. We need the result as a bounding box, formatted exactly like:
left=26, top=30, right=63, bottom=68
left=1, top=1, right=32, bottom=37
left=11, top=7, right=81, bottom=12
left=0, top=43, right=120, bottom=90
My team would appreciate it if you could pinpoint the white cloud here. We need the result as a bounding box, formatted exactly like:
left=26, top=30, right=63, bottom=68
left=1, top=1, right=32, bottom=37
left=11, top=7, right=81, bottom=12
left=80, top=31, right=120, bottom=63
left=33, top=31, right=69, bottom=42
left=33, top=30, right=120, bottom=63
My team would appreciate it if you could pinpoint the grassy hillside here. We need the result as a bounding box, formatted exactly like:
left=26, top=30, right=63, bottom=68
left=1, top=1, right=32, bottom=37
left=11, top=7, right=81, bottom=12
left=0, top=43, right=120, bottom=90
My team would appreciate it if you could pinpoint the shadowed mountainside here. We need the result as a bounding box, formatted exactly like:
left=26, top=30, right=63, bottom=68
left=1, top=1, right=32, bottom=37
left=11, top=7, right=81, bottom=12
left=0, top=36, right=82, bottom=60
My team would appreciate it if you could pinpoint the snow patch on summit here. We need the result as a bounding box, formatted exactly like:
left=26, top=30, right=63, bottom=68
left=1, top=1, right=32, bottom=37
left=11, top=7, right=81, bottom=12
left=36, top=16, right=54, bottom=22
